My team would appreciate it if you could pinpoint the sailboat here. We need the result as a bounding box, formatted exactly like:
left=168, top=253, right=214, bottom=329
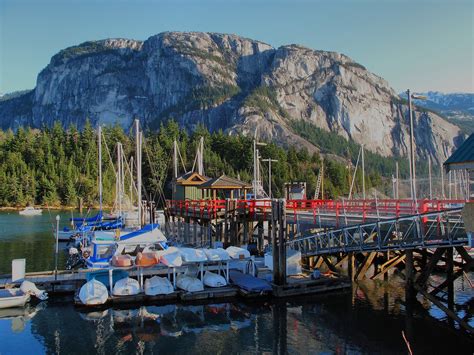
left=84, top=119, right=167, bottom=268
left=59, top=125, right=124, bottom=241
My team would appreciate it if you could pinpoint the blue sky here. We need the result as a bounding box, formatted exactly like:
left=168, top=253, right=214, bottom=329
left=0, top=0, right=472, bottom=94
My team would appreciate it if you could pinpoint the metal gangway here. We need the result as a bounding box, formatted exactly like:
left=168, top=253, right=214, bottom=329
left=287, top=208, right=468, bottom=257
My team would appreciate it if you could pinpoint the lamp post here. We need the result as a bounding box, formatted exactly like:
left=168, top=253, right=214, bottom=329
left=55, top=215, right=60, bottom=280
left=406, top=89, right=427, bottom=209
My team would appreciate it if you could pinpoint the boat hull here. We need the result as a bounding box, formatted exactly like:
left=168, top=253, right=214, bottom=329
left=0, top=289, right=30, bottom=309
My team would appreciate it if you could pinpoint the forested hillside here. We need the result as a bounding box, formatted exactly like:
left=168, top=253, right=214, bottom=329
left=0, top=120, right=405, bottom=207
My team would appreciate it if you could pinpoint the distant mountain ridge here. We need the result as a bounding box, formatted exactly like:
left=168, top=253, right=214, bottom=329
left=0, top=31, right=465, bottom=164
left=400, top=91, right=473, bottom=134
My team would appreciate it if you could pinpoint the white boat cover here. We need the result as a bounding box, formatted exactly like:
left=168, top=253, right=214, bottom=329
left=179, top=248, right=207, bottom=263
left=20, top=281, right=48, bottom=300
left=176, top=274, right=204, bottom=292
left=144, top=276, right=174, bottom=296
left=203, top=271, right=227, bottom=288
left=158, top=247, right=183, bottom=267
left=204, top=248, right=230, bottom=261
left=112, top=277, right=140, bottom=296
left=79, top=279, right=108, bottom=305
left=226, top=246, right=250, bottom=259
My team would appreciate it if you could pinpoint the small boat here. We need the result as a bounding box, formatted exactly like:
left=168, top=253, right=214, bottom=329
left=179, top=248, right=207, bottom=263
left=79, top=279, right=109, bottom=305
left=158, top=247, right=183, bottom=267
left=112, top=277, right=140, bottom=296
left=0, top=281, right=48, bottom=309
left=19, top=206, right=42, bottom=216
left=176, top=274, right=204, bottom=292
left=144, top=276, right=174, bottom=296
left=204, top=248, right=230, bottom=261
left=203, top=271, right=227, bottom=288
left=0, top=289, right=30, bottom=309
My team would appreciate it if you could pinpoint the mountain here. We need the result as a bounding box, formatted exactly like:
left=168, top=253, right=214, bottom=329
left=401, top=91, right=473, bottom=135
left=0, top=32, right=465, bottom=165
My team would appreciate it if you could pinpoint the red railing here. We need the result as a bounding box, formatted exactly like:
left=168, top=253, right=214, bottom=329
left=166, top=198, right=469, bottom=221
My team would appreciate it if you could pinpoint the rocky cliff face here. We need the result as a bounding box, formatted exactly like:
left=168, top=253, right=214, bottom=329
left=0, top=32, right=464, bottom=164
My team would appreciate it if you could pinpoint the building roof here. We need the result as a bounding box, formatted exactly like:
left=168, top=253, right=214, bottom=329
left=444, top=133, right=474, bottom=172
left=198, top=174, right=252, bottom=189
left=174, top=171, right=210, bottom=186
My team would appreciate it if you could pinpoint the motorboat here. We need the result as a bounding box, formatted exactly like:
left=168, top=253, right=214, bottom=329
left=82, top=224, right=168, bottom=269
left=19, top=207, right=42, bottom=216
left=0, top=281, right=48, bottom=309
left=0, top=289, right=30, bottom=309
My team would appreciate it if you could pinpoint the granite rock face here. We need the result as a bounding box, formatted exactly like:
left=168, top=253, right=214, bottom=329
left=0, top=32, right=463, bottom=163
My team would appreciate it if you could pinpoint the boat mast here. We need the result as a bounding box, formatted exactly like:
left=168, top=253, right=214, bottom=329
left=135, top=119, right=142, bottom=227
left=117, top=142, right=122, bottom=218
left=98, top=125, right=102, bottom=211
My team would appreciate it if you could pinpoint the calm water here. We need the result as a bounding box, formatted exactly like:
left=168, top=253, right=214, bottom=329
left=0, top=210, right=90, bottom=274
left=0, top=211, right=473, bottom=354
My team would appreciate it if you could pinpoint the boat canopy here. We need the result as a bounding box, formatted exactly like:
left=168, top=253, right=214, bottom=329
left=70, top=211, right=103, bottom=223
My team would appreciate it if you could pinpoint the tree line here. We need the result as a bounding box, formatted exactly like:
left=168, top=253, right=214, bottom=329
left=0, top=120, right=396, bottom=207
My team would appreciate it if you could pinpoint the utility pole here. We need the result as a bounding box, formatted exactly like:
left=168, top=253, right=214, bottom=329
left=407, top=89, right=417, bottom=205
left=263, top=158, right=278, bottom=198
left=406, top=90, right=426, bottom=206
left=428, top=156, right=432, bottom=200
left=252, top=131, right=266, bottom=198
left=98, top=125, right=102, bottom=211
left=441, top=164, right=445, bottom=199
left=135, top=119, right=142, bottom=227
left=395, top=161, right=399, bottom=199
left=361, top=144, right=366, bottom=200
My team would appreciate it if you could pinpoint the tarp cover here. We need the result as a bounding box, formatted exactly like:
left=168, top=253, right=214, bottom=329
left=176, top=274, right=204, bottom=292
left=229, top=270, right=272, bottom=292
left=204, top=248, right=230, bottom=261
left=179, top=248, right=207, bottom=262
left=226, top=246, right=250, bottom=259
left=203, top=271, right=227, bottom=288
left=145, top=276, right=174, bottom=295
left=79, top=279, right=109, bottom=305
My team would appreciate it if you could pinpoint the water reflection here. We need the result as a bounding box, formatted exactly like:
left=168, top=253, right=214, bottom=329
left=5, top=289, right=466, bottom=354
left=0, top=302, right=45, bottom=333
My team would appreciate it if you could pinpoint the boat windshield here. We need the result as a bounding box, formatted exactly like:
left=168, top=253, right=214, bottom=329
left=96, top=245, right=116, bottom=260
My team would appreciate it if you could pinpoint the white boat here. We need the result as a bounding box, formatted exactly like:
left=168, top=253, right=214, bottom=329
left=226, top=246, right=250, bottom=259
left=0, top=289, right=30, bottom=309
left=19, top=207, right=42, bottom=216
left=144, top=276, right=174, bottom=295
left=158, top=247, right=183, bottom=267
left=176, top=274, right=204, bottom=292
left=204, top=248, right=230, bottom=261
left=112, top=277, right=140, bottom=296
left=79, top=279, right=109, bottom=305
left=0, top=281, right=48, bottom=309
left=179, top=248, right=207, bottom=263
left=203, top=271, right=227, bottom=288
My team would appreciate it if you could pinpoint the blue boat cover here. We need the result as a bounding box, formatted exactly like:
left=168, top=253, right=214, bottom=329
left=70, top=211, right=103, bottom=223
left=229, top=270, right=272, bottom=292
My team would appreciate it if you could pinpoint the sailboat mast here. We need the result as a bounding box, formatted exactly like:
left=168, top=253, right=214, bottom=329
left=98, top=125, right=102, bottom=211
left=135, top=119, right=142, bottom=227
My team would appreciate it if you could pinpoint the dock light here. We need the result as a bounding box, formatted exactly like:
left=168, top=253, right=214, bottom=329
left=55, top=215, right=60, bottom=280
